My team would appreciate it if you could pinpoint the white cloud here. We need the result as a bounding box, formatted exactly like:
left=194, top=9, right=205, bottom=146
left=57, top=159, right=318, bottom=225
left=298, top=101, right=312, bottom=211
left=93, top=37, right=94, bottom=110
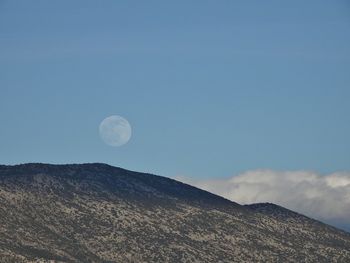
left=176, top=170, right=350, bottom=228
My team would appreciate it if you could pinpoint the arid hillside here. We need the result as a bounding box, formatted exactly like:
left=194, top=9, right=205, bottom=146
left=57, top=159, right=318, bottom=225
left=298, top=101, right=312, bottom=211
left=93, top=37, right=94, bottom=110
left=0, top=163, right=349, bottom=262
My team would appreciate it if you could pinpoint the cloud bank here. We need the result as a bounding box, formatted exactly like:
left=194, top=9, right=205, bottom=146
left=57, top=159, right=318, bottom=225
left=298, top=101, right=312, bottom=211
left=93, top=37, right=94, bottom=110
left=177, top=170, right=350, bottom=230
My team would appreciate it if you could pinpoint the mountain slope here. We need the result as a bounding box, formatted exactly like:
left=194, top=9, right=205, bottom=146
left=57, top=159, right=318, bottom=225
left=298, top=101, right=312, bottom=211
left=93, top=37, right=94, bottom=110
left=0, top=163, right=349, bottom=262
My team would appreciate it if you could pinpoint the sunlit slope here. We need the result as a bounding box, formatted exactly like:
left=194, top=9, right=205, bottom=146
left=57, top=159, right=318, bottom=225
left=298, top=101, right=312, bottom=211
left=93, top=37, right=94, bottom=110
left=0, top=163, right=349, bottom=262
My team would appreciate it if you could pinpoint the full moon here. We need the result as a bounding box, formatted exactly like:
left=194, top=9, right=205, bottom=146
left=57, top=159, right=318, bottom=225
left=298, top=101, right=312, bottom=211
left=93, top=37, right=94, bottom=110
left=99, top=115, right=132, bottom=147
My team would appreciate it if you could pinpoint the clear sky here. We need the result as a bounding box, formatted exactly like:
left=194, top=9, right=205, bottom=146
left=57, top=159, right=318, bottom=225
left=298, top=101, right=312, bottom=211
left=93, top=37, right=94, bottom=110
left=1, top=0, right=350, bottom=179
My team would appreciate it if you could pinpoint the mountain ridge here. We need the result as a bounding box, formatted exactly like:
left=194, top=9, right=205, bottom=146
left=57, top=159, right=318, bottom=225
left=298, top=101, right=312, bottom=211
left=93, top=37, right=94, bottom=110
left=0, top=163, right=349, bottom=262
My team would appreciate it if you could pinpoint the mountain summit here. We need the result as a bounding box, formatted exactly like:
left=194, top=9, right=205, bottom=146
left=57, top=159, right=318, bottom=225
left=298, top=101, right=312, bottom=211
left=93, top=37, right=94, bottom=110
left=0, top=163, right=349, bottom=262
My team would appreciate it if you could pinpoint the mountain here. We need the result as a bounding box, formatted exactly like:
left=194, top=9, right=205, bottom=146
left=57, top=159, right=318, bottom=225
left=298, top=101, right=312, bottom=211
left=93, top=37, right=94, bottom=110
left=0, top=163, right=349, bottom=262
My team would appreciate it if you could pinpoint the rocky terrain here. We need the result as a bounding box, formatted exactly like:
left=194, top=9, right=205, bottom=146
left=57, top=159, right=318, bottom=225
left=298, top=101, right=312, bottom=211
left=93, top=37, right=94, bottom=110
left=0, top=163, right=349, bottom=262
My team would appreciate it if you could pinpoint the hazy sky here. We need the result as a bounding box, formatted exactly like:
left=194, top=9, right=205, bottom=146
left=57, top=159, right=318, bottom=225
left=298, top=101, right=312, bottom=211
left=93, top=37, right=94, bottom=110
left=1, top=0, right=350, bottom=178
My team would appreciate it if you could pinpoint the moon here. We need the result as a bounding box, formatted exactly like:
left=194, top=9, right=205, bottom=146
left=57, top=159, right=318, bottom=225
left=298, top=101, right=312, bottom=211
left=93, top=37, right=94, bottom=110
left=99, top=115, right=132, bottom=147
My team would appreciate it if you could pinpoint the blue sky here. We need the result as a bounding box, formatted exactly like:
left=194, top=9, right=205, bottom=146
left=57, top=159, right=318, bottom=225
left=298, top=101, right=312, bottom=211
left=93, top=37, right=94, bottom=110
left=1, top=0, right=350, bottom=179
